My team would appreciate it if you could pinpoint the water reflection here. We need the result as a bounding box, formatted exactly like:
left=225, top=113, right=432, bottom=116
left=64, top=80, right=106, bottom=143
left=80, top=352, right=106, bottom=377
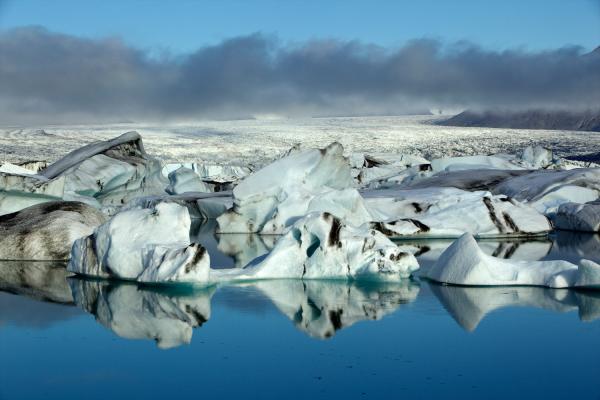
left=1, top=231, right=599, bottom=348
left=428, top=283, right=600, bottom=331
left=69, top=279, right=215, bottom=349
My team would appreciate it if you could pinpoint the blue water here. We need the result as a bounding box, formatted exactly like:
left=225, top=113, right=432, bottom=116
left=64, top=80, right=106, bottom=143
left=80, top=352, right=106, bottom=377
left=2, top=231, right=600, bottom=399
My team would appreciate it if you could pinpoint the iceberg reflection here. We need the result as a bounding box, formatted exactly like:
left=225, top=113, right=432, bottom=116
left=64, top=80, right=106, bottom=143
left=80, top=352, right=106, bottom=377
left=429, top=282, right=600, bottom=331
left=68, top=278, right=420, bottom=347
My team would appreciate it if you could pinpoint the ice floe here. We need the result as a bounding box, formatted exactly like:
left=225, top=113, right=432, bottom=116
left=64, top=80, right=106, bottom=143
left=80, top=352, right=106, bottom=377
left=424, top=233, right=600, bottom=288
left=122, top=192, right=232, bottom=220
left=0, top=201, right=106, bottom=260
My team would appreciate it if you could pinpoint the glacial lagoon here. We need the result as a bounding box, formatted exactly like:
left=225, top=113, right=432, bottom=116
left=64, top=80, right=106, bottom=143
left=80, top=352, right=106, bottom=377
left=2, top=228, right=600, bottom=400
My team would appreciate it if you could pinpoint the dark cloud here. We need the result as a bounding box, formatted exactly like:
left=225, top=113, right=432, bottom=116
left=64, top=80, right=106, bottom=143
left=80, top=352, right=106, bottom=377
left=0, top=26, right=599, bottom=123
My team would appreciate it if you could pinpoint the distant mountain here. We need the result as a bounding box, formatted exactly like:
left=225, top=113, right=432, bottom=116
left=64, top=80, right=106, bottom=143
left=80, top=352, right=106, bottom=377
left=439, top=109, right=600, bottom=132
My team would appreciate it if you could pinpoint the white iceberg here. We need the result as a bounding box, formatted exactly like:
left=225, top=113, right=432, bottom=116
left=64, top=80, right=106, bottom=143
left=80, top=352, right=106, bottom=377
left=0, top=201, right=106, bottom=260
left=68, top=202, right=210, bottom=283
left=553, top=201, right=600, bottom=232
left=424, top=233, right=600, bottom=288
left=162, top=162, right=251, bottom=192
left=217, top=142, right=356, bottom=233
left=363, top=187, right=551, bottom=238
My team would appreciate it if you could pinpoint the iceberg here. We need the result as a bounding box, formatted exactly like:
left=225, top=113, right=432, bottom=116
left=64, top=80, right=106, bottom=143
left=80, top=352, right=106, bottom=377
left=217, top=142, right=355, bottom=234
left=493, top=168, right=600, bottom=214
left=553, top=201, right=600, bottom=232
left=0, top=201, right=106, bottom=260
left=424, top=233, right=600, bottom=288
left=363, top=187, right=551, bottom=238
left=166, top=167, right=212, bottom=194
left=68, top=202, right=210, bottom=283
left=40, top=131, right=167, bottom=207
left=213, top=212, right=419, bottom=282
left=163, top=163, right=251, bottom=192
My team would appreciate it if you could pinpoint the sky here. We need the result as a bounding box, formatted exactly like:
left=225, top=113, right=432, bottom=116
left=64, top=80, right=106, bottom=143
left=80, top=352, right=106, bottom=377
left=0, top=0, right=599, bottom=123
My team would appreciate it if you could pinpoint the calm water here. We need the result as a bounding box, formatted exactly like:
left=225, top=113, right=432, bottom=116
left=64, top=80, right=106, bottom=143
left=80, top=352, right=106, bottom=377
left=2, top=228, right=600, bottom=400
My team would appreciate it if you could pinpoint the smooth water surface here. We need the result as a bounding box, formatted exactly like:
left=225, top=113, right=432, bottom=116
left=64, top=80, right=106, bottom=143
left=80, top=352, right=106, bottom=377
left=2, top=230, right=600, bottom=399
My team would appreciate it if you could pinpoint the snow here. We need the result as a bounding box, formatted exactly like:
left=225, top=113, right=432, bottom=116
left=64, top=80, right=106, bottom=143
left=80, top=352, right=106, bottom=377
left=363, top=187, right=551, bottom=237
left=0, top=201, right=106, bottom=260
left=68, top=203, right=209, bottom=283
left=217, top=142, right=356, bottom=234
left=554, top=201, right=600, bottom=232
left=424, top=233, right=600, bottom=288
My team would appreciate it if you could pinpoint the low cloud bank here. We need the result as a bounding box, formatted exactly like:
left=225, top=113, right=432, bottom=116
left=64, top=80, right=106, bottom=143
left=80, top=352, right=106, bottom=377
left=1, top=27, right=599, bottom=123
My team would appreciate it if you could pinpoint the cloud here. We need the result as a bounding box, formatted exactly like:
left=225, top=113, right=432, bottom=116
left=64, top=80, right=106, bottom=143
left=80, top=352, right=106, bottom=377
left=0, top=26, right=599, bottom=123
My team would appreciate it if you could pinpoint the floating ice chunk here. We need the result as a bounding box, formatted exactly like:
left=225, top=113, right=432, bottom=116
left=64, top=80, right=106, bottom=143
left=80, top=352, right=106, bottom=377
left=217, top=142, right=355, bottom=233
left=70, top=279, right=214, bottom=349
left=40, top=131, right=167, bottom=207
left=364, top=187, right=551, bottom=238
left=0, top=201, right=106, bottom=260
left=214, top=212, right=419, bottom=282
left=68, top=203, right=210, bottom=283
left=166, top=167, right=212, bottom=194
left=425, top=233, right=600, bottom=288
left=553, top=201, right=600, bottom=232
left=0, top=163, right=38, bottom=175
left=494, top=168, right=600, bottom=214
